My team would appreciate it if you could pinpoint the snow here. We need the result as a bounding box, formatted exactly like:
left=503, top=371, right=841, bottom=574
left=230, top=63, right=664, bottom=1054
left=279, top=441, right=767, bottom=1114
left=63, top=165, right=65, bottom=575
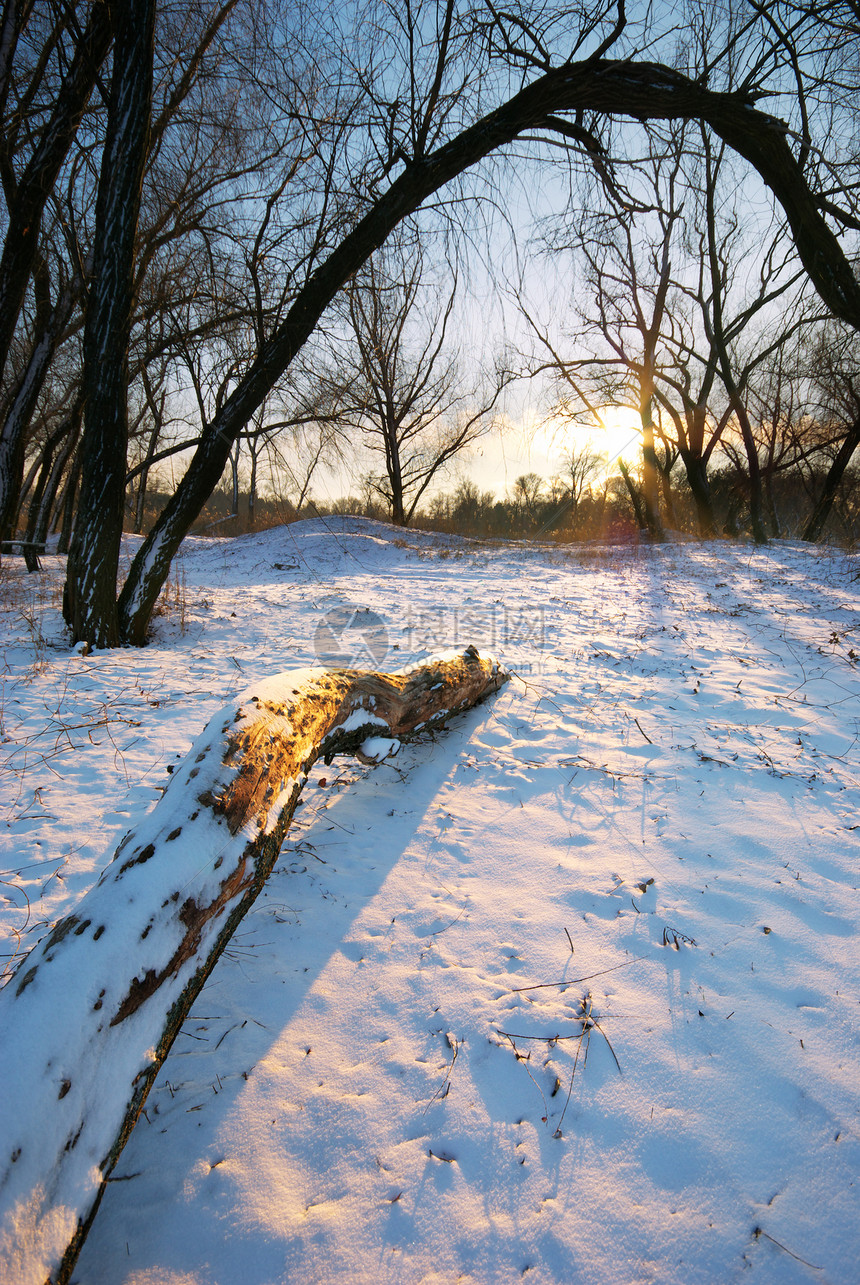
left=359, top=736, right=401, bottom=761
left=1, top=517, right=859, bottom=1283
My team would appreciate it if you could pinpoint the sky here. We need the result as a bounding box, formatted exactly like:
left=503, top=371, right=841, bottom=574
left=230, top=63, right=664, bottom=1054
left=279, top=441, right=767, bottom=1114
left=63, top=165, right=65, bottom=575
left=315, top=403, right=645, bottom=508
left=467, top=406, right=644, bottom=496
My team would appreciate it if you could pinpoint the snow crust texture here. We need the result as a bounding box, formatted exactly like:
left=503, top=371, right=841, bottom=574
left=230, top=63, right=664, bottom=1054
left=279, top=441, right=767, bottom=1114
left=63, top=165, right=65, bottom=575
left=1, top=518, right=859, bottom=1284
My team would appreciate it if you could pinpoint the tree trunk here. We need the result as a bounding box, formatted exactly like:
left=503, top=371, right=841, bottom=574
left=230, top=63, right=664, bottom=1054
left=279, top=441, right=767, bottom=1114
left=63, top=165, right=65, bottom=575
left=24, top=408, right=77, bottom=544
left=802, top=413, right=860, bottom=542
left=31, top=400, right=83, bottom=548
left=247, top=440, right=259, bottom=529
left=133, top=421, right=162, bottom=534
left=657, top=450, right=677, bottom=528
left=710, top=341, right=767, bottom=543
left=638, top=254, right=668, bottom=539
left=763, top=467, right=781, bottom=537
left=56, top=447, right=82, bottom=554
left=64, top=0, right=155, bottom=646
left=618, top=458, right=647, bottom=529
left=679, top=447, right=717, bottom=536
left=229, top=441, right=240, bottom=518
left=0, top=647, right=508, bottom=1285
left=733, top=400, right=767, bottom=543
left=640, top=414, right=663, bottom=536
left=20, top=434, right=56, bottom=543
left=0, top=306, right=73, bottom=541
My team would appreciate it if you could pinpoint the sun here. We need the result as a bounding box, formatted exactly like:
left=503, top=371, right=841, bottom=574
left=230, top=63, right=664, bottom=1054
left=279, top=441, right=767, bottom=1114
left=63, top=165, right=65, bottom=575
left=589, top=405, right=641, bottom=466
left=541, top=405, right=641, bottom=468
left=517, top=405, right=642, bottom=481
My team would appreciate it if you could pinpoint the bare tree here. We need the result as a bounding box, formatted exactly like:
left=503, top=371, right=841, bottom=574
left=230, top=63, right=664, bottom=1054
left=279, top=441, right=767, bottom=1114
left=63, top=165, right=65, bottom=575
left=554, top=442, right=604, bottom=529
left=0, top=1, right=257, bottom=549
left=329, top=239, right=506, bottom=525
left=0, top=1, right=113, bottom=393
left=519, top=102, right=825, bottom=543
left=525, top=127, right=692, bottom=536
left=510, top=470, right=545, bottom=529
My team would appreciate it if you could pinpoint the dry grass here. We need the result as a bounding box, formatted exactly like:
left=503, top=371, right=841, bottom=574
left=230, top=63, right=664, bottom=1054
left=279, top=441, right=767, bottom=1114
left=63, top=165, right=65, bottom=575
left=151, top=562, right=189, bottom=634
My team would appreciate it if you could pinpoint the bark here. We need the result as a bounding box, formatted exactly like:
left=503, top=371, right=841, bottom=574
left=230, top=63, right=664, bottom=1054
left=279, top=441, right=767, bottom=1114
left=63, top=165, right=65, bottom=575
left=56, top=446, right=81, bottom=554
left=802, top=413, right=860, bottom=541
left=112, top=60, right=860, bottom=641
left=0, top=647, right=508, bottom=1285
left=618, top=458, right=647, bottom=529
left=728, top=394, right=767, bottom=543
left=64, top=0, right=155, bottom=646
left=639, top=403, right=663, bottom=537
left=29, top=397, right=83, bottom=547
left=679, top=447, right=717, bottom=536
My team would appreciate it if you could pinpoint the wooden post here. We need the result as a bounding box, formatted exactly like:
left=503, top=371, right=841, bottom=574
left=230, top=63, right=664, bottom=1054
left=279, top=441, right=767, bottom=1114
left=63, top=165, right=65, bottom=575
left=0, top=648, right=508, bottom=1285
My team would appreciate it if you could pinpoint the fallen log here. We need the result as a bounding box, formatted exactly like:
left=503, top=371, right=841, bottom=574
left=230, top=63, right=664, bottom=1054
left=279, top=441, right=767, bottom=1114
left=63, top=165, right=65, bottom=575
left=0, top=647, right=508, bottom=1285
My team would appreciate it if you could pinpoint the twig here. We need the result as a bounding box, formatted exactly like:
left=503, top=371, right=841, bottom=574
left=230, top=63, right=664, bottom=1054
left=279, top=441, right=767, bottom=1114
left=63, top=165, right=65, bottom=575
left=502, top=1033, right=548, bottom=1120
left=512, top=956, right=649, bottom=993
left=423, top=1033, right=458, bottom=1113
left=633, top=716, right=654, bottom=745
left=753, top=1227, right=822, bottom=1271
left=554, top=1018, right=588, bottom=1137
left=590, top=1017, right=622, bottom=1074
left=496, top=1028, right=589, bottom=1042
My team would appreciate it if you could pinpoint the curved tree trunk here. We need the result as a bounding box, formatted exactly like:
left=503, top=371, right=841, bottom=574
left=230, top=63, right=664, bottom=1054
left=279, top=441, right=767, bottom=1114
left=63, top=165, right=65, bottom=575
left=0, top=647, right=508, bottom=1285
left=114, top=62, right=860, bottom=645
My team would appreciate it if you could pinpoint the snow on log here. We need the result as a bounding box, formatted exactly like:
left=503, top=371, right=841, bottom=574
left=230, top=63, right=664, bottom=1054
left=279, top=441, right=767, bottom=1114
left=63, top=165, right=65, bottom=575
left=0, top=647, right=509, bottom=1285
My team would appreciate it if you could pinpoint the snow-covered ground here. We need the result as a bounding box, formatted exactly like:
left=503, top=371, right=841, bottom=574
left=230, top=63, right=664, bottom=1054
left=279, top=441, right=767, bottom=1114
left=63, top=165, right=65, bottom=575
left=2, top=517, right=859, bottom=1285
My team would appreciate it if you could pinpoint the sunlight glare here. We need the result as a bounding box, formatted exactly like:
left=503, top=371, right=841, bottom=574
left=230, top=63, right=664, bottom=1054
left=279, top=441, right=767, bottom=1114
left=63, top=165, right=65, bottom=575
left=588, top=406, right=641, bottom=466
left=538, top=405, right=641, bottom=471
